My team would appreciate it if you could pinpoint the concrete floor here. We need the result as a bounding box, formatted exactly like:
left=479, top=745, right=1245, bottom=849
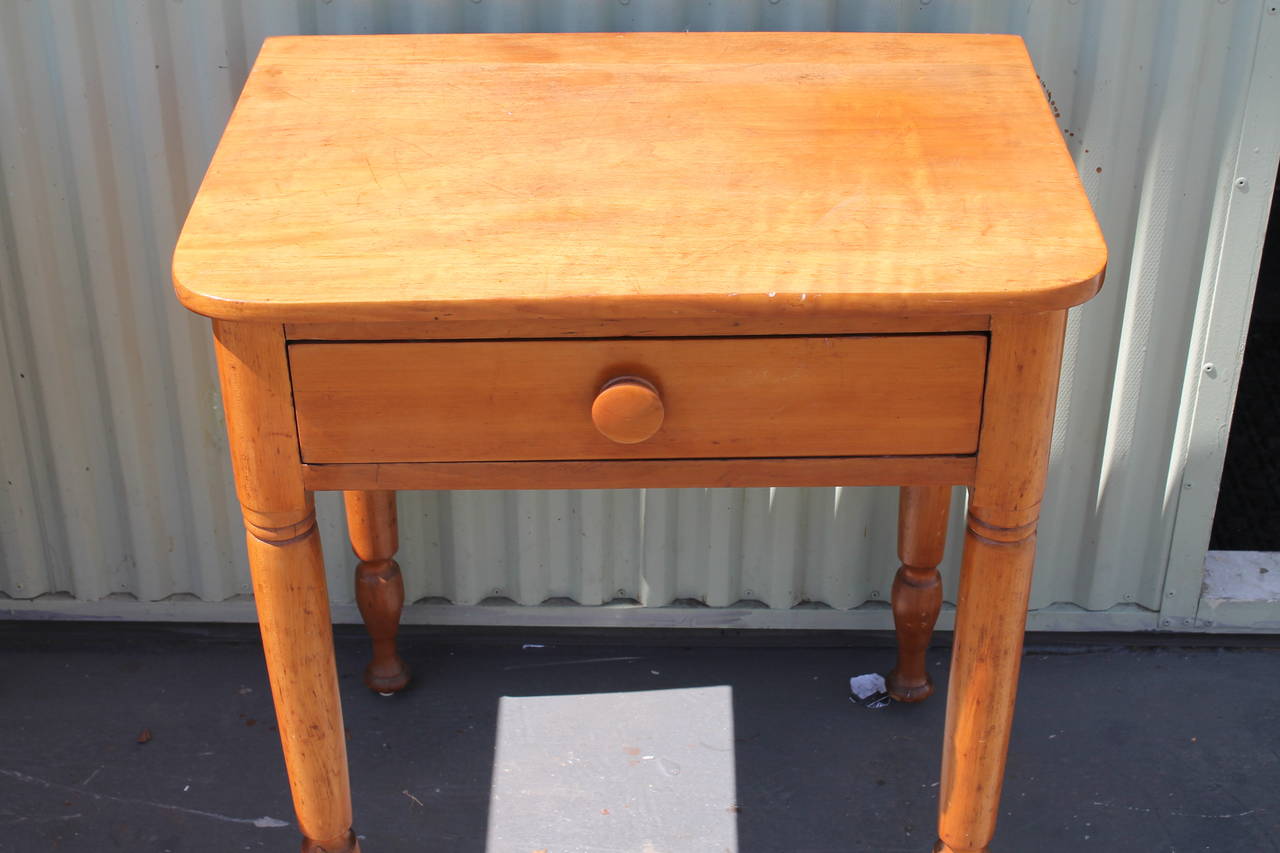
left=1, top=623, right=1278, bottom=853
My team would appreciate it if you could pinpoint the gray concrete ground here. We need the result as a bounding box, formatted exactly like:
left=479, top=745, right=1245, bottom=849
left=1, top=623, right=1277, bottom=852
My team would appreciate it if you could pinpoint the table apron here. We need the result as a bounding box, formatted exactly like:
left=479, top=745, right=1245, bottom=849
left=299, top=456, right=977, bottom=492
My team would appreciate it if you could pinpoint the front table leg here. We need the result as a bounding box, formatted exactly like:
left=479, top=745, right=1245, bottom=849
left=935, top=311, right=1067, bottom=853
left=214, top=321, right=358, bottom=852
left=246, top=505, right=359, bottom=853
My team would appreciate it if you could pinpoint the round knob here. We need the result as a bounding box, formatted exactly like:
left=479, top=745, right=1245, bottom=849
left=591, top=377, right=664, bottom=444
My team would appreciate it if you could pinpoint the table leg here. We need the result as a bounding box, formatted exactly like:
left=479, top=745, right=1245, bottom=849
left=887, top=484, right=950, bottom=702
left=934, top=311, right=1067, bottom=853
left=345, top=490, right=410, bottom=694
left=214, top=321, right=359, bottom=852
left=247, top=507, right=360, bottom=853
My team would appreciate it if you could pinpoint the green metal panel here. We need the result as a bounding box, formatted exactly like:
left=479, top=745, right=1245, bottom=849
left=0, top=0, right=1277, bottom=629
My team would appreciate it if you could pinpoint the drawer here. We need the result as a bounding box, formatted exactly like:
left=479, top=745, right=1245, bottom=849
left=289, top=335, right=987, bottom=464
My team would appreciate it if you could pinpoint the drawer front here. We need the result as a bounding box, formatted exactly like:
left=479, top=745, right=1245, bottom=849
left=289, top=335, right=987, bottom=463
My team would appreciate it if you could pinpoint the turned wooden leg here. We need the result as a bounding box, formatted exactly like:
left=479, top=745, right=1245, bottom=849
left=935, top=311, right=1066, bottom=853
left=887, top=484, right=950, bottom=702
left=247, top=509, right=360, bottom=853
left=214, top=321, right=358, bottom=853
left=344, top=489, right=410, bottom=694
left=935, top=517, right=1036, bottom=853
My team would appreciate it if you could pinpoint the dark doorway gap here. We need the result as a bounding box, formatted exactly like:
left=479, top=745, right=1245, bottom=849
left=1210, top=163, right=1280, bottom=550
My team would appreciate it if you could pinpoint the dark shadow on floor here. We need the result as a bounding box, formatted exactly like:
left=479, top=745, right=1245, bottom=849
left=1, top=623, right=1278, bottom=852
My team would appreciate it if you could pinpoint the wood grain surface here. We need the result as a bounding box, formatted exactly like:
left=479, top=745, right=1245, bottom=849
left=212, top=321, right=356, bottom=850
left=283, top=314, right=992, bottom=342
left=936, top=310, right=1068, bottom=853
left=174, top=32, right=1106, bottom=325
left=289, top=334, right=988, bottom=463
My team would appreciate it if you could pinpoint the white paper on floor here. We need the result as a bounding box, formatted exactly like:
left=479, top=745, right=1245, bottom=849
left=849, top=673, right=886, bottom=700
left=849, top=673, right=892, bottom=709
left=486, top=685, right=739, bottom=852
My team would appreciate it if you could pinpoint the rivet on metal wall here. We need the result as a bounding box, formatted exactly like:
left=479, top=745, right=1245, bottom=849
left=1235, top=176, right=1249, bottom=190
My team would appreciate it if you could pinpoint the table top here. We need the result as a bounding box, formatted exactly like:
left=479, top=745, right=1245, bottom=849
left=173, top=32, right=1106, bottom=325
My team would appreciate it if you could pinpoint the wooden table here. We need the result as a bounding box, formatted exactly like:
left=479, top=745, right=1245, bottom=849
left=174, top=32, right=1106, bottom=853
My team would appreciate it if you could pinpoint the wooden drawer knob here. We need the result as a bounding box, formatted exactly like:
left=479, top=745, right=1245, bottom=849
left=591, top=377, right=664, bottom=444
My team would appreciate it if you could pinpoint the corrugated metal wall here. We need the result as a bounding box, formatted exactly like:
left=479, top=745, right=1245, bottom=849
left=1, top=0, right=1277, bottom=628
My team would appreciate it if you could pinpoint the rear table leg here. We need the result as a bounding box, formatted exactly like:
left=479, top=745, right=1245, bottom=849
left=887, top=485, right=951, bottom=702
left=345, top=490, right=410, bottom=694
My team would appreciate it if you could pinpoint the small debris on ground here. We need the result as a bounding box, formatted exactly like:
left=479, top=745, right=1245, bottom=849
left=136, top=728, right=152, bottom=744
left=849, top=673, right=892, bottom=709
